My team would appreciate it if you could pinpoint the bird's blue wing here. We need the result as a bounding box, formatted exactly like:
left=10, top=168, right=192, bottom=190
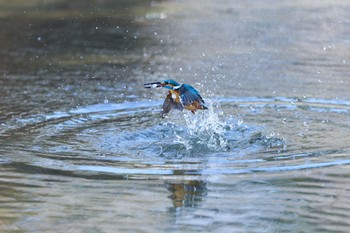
left=178, top=84, right=205, bottom=106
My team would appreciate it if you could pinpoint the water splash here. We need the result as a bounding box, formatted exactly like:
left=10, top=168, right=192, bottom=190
left=176, top=99, right=230, bottom=152
left=85, top=99, right=287, bottom=158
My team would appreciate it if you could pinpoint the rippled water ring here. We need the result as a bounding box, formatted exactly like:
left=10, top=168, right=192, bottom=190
left=1, top=97, right=349, bottom=179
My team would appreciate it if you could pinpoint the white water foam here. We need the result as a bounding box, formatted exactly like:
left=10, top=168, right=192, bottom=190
left=173, top=99, right=232, bottom=152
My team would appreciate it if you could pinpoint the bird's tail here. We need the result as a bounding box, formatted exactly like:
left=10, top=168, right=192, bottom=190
left=201, top=103, right=208, bottom=110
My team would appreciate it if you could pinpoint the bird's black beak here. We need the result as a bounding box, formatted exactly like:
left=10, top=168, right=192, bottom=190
left=144, top=81, right=163, bottom=88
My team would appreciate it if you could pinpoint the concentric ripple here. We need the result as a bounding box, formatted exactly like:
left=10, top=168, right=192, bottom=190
left=1, top=97, right=349, bottom=180
left=1, top=96, right=350, bottom=233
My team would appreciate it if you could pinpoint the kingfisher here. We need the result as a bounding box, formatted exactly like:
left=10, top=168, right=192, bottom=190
left=144, top=79, right=208, bottom=118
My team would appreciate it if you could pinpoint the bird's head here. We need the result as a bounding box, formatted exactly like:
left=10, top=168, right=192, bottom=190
left=161, top=79, right=180, bottom=89
left=144, top=79, right=180, bottom=90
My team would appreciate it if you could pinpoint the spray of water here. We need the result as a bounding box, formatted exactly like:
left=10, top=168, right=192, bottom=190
left=173, top=99, right=230, bottom=152
left=94, top=99, right=286, bottom=158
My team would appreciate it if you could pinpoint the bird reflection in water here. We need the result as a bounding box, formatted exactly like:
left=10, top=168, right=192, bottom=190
left=166, top=180, right=207, bottom=208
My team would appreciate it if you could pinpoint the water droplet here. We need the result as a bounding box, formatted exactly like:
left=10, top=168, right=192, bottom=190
left=95, top=26, right=99, bottom=30
left=37, top=36, right=42, bottom=41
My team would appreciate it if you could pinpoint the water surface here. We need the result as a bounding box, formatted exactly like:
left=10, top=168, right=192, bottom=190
left=1, top=0, right=350, bottom=232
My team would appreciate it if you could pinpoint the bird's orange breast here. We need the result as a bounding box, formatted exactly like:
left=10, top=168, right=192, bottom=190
left=169, top=90, right=181, bottom=104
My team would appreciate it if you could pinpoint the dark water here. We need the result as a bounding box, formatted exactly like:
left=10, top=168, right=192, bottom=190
left=1, top=0, right=350, bottom=232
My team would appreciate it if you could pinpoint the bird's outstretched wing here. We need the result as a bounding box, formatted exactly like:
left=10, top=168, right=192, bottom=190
left=161, top=92, right=183, bottom=118
left=178, top=84, right=206, bottom=107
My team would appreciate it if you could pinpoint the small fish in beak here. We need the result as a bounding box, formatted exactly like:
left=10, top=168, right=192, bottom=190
left=144, top=82, right=162, bottom=88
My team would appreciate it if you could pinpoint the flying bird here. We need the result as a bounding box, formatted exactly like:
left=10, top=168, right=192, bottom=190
left=144, top=79, right=208, bottom=118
